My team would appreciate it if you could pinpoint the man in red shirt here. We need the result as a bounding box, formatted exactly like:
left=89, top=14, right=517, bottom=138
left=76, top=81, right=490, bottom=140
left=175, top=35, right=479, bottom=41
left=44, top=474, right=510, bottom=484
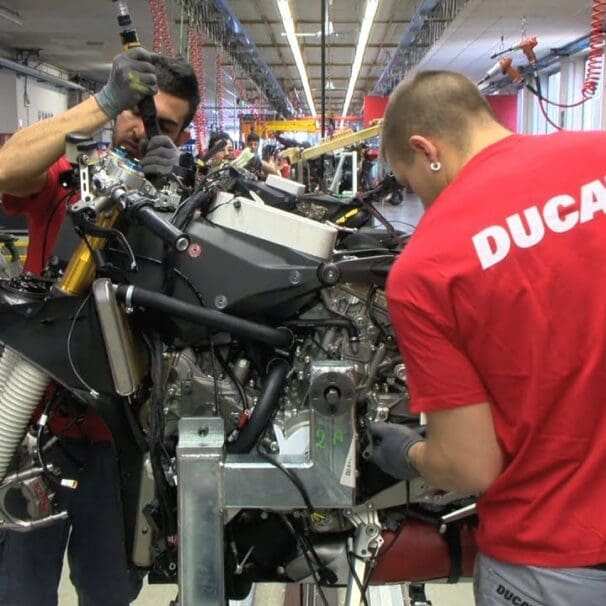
left=0, top=48, right=199, bottom=606
left=370, top=70, right=606, bottom=604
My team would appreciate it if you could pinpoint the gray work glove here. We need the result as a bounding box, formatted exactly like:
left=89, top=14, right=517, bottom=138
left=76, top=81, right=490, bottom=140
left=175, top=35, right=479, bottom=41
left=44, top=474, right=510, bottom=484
left=138, top=135, right=179, bottom=178
left=368, top=422, right=425, bottom=481
left=95, top=48, right=158, bottom=119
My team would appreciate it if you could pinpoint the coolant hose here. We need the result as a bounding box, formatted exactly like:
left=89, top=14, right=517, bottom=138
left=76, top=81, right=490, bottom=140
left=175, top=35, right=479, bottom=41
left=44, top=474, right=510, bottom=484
left=227, top=359, right=289, bottom=454
left=0, top=348, right=48, bottom=480
left=115, top=285, right=293, bottom=349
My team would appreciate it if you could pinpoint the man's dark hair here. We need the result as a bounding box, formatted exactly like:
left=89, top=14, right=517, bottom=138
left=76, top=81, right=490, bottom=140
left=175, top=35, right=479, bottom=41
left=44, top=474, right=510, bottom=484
left=151, top=55, right=200, bottom=130
left=207, top=131, right=232, bottom=150
left=381, top=70, right=495, bottom=165
left=246, top=131, right=260, bottom=143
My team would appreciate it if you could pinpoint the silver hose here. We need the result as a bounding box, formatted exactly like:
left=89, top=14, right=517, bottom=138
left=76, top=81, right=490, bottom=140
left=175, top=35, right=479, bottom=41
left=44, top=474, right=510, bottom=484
left=0, top=352, right=48, bottom=480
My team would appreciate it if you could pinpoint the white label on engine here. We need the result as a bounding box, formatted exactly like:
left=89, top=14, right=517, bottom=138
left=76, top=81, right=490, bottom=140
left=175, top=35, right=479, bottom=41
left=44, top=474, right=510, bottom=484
left=340, top=438, right=356, bottom=488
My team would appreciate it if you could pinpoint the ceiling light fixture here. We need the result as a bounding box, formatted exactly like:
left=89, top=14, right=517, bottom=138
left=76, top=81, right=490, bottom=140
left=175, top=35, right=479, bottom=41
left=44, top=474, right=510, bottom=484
left=0, top=5, right=23, bottom=26
left=276, top=0, right=317, bottom=117
left=341, top=0, right=379, bottom=121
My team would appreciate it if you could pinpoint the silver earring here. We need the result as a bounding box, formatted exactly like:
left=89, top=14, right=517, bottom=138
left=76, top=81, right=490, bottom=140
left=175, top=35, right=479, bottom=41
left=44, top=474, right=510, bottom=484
left=430, top=161, right=441, bottom=172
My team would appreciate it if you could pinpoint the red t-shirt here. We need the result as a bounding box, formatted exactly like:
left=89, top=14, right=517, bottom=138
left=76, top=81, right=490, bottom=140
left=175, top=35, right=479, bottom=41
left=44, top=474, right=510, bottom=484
left=2, top=156, right=77, bottom=275
left=2, top=156, right=111, bottom=441
left=387, top=131, right=606, bottom=568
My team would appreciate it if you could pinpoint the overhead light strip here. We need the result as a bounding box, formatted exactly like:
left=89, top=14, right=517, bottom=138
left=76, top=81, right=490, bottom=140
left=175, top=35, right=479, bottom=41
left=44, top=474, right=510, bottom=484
left=276, top=0, right=317, bottom=117
left=341, top=0, right=380, bottom=119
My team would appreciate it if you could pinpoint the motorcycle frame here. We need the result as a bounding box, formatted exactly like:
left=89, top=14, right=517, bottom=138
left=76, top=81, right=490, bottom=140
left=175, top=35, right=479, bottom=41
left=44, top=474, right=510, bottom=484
left=177, top=407, right=360, bottom=606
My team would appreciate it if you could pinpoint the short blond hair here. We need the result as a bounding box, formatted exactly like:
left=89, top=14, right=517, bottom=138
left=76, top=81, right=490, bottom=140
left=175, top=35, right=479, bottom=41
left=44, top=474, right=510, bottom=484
left=381, top=70, right=496, bottom=165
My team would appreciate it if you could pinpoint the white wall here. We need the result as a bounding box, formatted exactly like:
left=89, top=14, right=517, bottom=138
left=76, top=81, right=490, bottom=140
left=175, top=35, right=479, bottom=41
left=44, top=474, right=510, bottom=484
left=518, top=52, right=605, bottom=134
left=15, top=75, right=69, bottom=129
left=0, top=70, right=18, bottom=133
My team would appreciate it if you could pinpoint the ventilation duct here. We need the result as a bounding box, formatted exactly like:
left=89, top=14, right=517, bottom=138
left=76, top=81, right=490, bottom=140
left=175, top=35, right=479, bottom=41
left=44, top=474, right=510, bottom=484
left=0, top=56, right=86, bottom=92
left=372, top=0, right=471, bottom=96
left=178, top=0, right=294, bottom=117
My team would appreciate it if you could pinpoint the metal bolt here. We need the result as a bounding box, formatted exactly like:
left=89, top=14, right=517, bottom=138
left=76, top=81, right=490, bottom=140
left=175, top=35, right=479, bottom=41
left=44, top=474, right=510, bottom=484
left=289, top=270, right=302, bottom=285
left=198, top=426, right=209, bottom=437
left=215, top=295, right=228, bottom=309
left=168, top=562, right=177, bottom=571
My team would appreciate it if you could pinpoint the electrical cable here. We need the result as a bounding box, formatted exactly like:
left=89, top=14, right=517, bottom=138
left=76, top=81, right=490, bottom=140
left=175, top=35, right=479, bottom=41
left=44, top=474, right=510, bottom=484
left=532, top=77, right=563, bottom=131
left=209, top=340, right=220, bottom=415
left=66, top=293, right=99, bottom=396
left=278, top=514, right=330, bottom=606
left=40, top=189, right=76, bottom=272
left=215, top=349, right=249, bottom=409
left=105, top=249, right=207, bottom=306
left=516, top=0, right=605, bottom=118
left=145, top=331, right=177, bottom=537
left=310, top=336, right=340, bottom=360
left=36, top=398, right=62, bottom=485
left=257, top=447, right=315, bottom=515
left=346, top=550, right=370, bottom=606
left=384, top=220, right=416, bottom=232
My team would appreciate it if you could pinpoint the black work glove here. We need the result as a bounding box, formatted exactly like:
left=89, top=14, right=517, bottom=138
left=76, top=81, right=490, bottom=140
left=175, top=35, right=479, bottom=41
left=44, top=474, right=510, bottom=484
left=95, top=48, right=158, bottom=119
left=138, top=135, right=179, bottom=178
left=368, top=422, right=425, bottom=481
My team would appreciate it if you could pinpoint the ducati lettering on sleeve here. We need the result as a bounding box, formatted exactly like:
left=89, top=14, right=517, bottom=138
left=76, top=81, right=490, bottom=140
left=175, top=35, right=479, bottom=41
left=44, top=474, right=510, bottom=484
left=472, top=176, right=606, bottom=269
left=496, top=583, right=537, bottom=606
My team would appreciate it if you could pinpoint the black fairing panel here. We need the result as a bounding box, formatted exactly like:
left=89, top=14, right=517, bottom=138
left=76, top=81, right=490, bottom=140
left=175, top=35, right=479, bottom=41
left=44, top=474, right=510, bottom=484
left=0, top=293, right=115, bottom=395
left=110, top=216, right=324, bottom=321
left=0, top=289, right=145, bottom=560
left=175, top=220, right=323, bottom=318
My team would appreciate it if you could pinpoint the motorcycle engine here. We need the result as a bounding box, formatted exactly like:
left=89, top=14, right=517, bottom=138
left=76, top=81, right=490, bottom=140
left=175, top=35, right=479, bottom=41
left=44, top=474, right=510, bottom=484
left=162, top=284, right=409, bottom=452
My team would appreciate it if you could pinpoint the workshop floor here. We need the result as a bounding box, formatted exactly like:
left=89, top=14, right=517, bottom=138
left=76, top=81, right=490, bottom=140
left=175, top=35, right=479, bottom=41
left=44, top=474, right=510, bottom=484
left=58, top=573, right=475, bottom=606
left=59, top=195, right=476, bottom=605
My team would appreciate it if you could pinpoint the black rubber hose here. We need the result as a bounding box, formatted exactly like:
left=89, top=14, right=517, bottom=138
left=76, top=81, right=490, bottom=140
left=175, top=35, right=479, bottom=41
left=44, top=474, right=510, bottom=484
left=227, top=359, right=289, bottom=454
left=172, top=188, right=215, bottom=230
left=115, top=285, right=293, bottom=349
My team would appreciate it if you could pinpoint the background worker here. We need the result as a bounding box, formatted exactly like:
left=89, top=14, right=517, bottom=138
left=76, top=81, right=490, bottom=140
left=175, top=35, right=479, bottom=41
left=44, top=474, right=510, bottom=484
left=205, top=130, right=234, bottom=168
left=244, top=131, right=279, bottom=178
left=370, top=70, right=606, bottom=605
left=0, top=47, right=199, bottom=606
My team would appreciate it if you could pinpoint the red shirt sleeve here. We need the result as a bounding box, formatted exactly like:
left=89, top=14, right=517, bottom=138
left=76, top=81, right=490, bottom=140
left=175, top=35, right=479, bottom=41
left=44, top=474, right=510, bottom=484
left=387, top=259, right=489, bottom=414
left=2, top=157, right=72, bottom=217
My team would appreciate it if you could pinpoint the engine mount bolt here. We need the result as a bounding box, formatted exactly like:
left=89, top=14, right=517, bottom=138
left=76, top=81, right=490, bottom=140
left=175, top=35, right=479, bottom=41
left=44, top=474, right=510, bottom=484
left=215, top=295, right=228, bottom=309
left=289, top=270, right=302, bottom=285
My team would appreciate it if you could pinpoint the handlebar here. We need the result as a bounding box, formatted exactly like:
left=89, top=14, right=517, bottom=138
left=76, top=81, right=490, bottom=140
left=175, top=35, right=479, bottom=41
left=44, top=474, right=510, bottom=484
left=133, top=204, right=189, bottom=251
left=115, top=189, right=190, bottom=251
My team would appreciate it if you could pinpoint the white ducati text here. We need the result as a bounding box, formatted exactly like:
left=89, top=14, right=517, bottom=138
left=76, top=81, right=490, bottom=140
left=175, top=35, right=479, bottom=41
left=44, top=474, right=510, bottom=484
left=472, top=177, right=606, bottom=270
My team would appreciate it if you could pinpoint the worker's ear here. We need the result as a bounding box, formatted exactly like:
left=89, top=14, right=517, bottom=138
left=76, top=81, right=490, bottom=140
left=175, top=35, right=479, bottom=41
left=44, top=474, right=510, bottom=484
left=408, top=135, right=439, bottom=164
left=176, top=130, right=191, bottom=147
